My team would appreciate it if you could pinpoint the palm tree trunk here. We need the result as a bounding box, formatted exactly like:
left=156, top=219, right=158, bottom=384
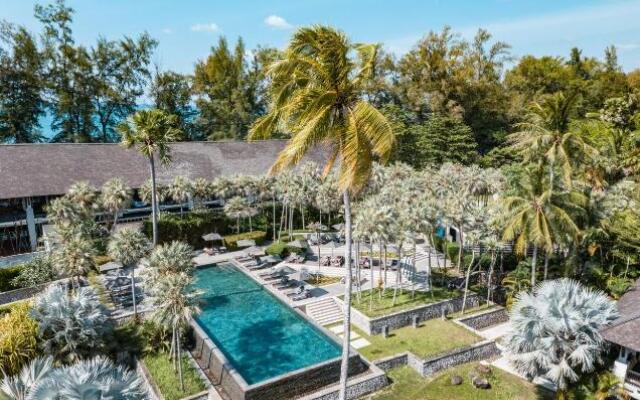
left=392, top=244, right=403, bottom=306
left=531, top=245, right=538, bottom=287
left=456, top=226, right=464, bottom=273
left=131, top=263, right=137, bottom=319
left=369, top=241, right=374, bottom=311
left=272, top=194, right=277, bottom=241
left=378, top=240, right=384, bottom=300
left=177, top=329, right=185, bottom=392
left=279, top=203, right=286, bottom=240
left=338, top=190, right=353, bottom=400
left=301, top=205, right=305, bottom=230
left=411, top=241, right=417, bottom=298
left=149, top=155, right=159, bottom=246
left=112, top=210, right=119, bottom=233
left=487, top=251, right=496, bottom=306
left=461, top=249, right=476, bottom=314
left=383, top=243, right=388, bottom=290
left=171, top=326, right=177, bottom=370
left=249, top=214, right=253, bottom=232
left=543, top=251, right=549, bottom=281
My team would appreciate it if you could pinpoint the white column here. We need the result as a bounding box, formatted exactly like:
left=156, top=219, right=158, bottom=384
left=25, top=199, right=37, bottom=251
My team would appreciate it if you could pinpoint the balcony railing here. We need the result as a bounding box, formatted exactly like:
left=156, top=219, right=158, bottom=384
left=627, top=369, right=640, bottom=387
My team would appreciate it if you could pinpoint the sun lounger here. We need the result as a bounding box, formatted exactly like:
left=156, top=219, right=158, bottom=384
left=291, top=290, right=311, bottom=301
left=247, top=263, right=269, bottom=270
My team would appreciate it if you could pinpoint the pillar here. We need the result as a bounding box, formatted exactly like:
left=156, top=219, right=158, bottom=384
left=24, top=199, right=37, bottom=251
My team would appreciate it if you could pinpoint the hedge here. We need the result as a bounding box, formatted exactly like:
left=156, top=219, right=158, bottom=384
left=223, top=231, right=267, bottom=250
left=143, top=211, right=231, bottom=248
left=0, top=266, right=23, bottom=292
left=265, top=240, right=305, bottom=257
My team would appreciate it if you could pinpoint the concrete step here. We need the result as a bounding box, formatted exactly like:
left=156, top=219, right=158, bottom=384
left=306, top=298, right=344, bottom=326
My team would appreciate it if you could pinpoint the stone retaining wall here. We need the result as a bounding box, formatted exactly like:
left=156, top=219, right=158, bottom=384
left=371, top=340, right=500, bottom=378
left=373, top=353, right=409, bottom=371
left=345, top=293, right=482, bottom=335
left=300, top=367, right=388, bottom=400
left=417, top=340, right=500, bottom=377
left=0, top=278, right=70, bottom=305
left=457, top=307, right=508, bottom=331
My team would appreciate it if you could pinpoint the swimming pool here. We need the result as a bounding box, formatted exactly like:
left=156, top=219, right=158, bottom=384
left=192, top=263, right=342, bottom=385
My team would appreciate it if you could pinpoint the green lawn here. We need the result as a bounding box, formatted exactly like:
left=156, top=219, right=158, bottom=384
left=143, top=352, right=206, bottom=400
left=336, top=319, right=480, bottom=361
left=349, top=287, right=462, bottom=318
left=368, top=364, right=551, bottom=400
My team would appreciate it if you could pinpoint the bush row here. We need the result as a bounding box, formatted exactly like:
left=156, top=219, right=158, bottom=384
left=265, top=240, right=305, bottom=257
left=0, top=266, right=23, bottom=292
left=223, top=231, right=267, bottom=250
left=143, top=211, right=231, bottom=248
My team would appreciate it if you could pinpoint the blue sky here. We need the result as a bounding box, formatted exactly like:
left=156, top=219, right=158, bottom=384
left=2, top=0, right=640, bottom=73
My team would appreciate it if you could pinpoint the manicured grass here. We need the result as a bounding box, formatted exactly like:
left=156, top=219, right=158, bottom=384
left=305, top=275, right=341, bottom=286
left=369, top=364, right=550, bottom=400
left=348, top=287, right=462, bottom=318
left=143, top=351, right=206, bottom=400
left=335, top=319, right=480, bottom=361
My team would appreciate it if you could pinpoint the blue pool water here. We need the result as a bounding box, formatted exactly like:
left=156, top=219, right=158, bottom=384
left=192, top=263, right=342, bottom=385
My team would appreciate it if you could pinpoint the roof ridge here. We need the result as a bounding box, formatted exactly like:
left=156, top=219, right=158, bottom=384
left=0, top=139, right=289, bottom=147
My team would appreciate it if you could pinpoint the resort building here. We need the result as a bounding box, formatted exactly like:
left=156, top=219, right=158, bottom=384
left=0, top=140, right=315, bottom=257
left=601, top=279, right=640, bottom=399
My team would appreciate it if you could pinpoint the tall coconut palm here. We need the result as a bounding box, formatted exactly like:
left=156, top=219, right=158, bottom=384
left=248, top=26, right=394, bottom=398
left=101, top=178, right=132, bottom=232
left=118, top=109, right=182, bottom=246
left=108, top=228, right=152, bottom=318
left=508, top=92, right=597, bottom=190
left=169, top=176, right=192, bottom=217
left=505, top=279, right=618, bottom=398
left=502, top=167, right=585, bottom=286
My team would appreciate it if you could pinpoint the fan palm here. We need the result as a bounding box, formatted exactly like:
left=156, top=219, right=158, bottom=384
left=169, top=176, right=192, bottom=217
left=118, top=109, right=182, bottom=246
left=508, top=92, right=597, bottom=189
left=505, top=279, right=618, bottom=398
left=1, top=356, right=53, bottom=400
left=192, top=177, right=213, bottom=209
left=66, top=182, right=97, bottom=213
left=248, top=26, right=394, bottom=398
left=224, top=196, right=250, bottom=233
left=108, top=228, right=152, bottom=318
left=149, top=272, right=200, bottom=392
left=53, top=235, right=96, bottom=287
left=100, top=178, right=132, bottom=232
left=145, top=241, right=195, bottom=289
left=30, top=286, right=111, bottom=363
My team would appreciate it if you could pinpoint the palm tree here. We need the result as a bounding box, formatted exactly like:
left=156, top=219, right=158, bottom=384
left=145, top=241, right=195, bottom=288
left=118, top=109, right=182, bottom=246
left=30, top=286, right=111, bottom=363
left=101, top=178, right=132, bottom=232
left=108, top=228, right=152, bottom=318
left=67, top=181, right=98, bottom=213
left=1, top=356, right=146, bottom=399
left=53, top=235, right=96, bottom=287
left=192, top=177, right=213, bottom=209
left=248, top=26, right=394, bottom=398
left=224, top=196, right=250, bottom=233
left=508, top=91, right=597, bottom=190
left=502, top=167, right=585, bottom=286
left=169, top=176, right=192, bottom=217
left=505, top=279, right=618, bottom=398
left=149, top=272, right=200, bottom=392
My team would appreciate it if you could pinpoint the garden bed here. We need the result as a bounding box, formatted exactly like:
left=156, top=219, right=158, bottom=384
left=142, top=351, right=207, bottom=400
left=305, top=275, right=341, bottom=286
left=371, top=363, right=550, bottom=400
left=335, top=320, right=480, bottom=362
left=348, top=288, right=463, bottom=318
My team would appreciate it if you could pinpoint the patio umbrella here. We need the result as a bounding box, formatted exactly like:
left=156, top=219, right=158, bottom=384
left=236, top=239, right=256, bottom=248
left=244, top=246, right=265, bottom=256
left=287, top=239, right=308, bottom=249
left=99, top=261, right=122, bottom=273
left=325, top=240, right=341, bottom=257
left=202, top=233, right=223, bottom=242
left=331, top=223, right=345, bottom=232
left=261, top=255, right=282, bottom=264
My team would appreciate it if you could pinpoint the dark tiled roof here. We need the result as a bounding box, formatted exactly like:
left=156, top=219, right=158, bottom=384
left=601, top=279, right=640, bottom=351
left=0, top=140, right=322, bottom=199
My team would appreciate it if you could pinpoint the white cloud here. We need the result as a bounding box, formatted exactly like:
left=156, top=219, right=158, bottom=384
left=264, top=15, right=292, bottom=29
left=191, top=23, right=219, bottom=33
left=617, top=43, right=640, bottom=50
left=162, top=28, right=173, bottom=35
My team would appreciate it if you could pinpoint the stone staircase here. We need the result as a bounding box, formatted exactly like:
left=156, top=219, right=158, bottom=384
left=305, top=297, right=343, bottom=326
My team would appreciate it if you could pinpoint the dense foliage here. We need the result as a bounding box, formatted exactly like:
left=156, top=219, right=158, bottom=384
left=143, top=211, right=230, bottom=247
left=10, top=256, right=56, bottom=289
left=0, top=303, right=38, bottom=376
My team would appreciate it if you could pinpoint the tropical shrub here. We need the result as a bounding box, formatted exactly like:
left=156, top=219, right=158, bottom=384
left=223, top=230, right=266, bottom=250
left=265, top=240, right=304, bottom=257
left=0, top=356, right=147, bottom=400
left=0, top=267, right=22, bottom=292
left=10, top=256, right=56, bottom=289
left=30, top=285, right=112, bottom=363
left=143, top=211, right=230, bottom=247
left=0, top=303, right=38, bottom=376
left=505, top=279, right=618, bottom=395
